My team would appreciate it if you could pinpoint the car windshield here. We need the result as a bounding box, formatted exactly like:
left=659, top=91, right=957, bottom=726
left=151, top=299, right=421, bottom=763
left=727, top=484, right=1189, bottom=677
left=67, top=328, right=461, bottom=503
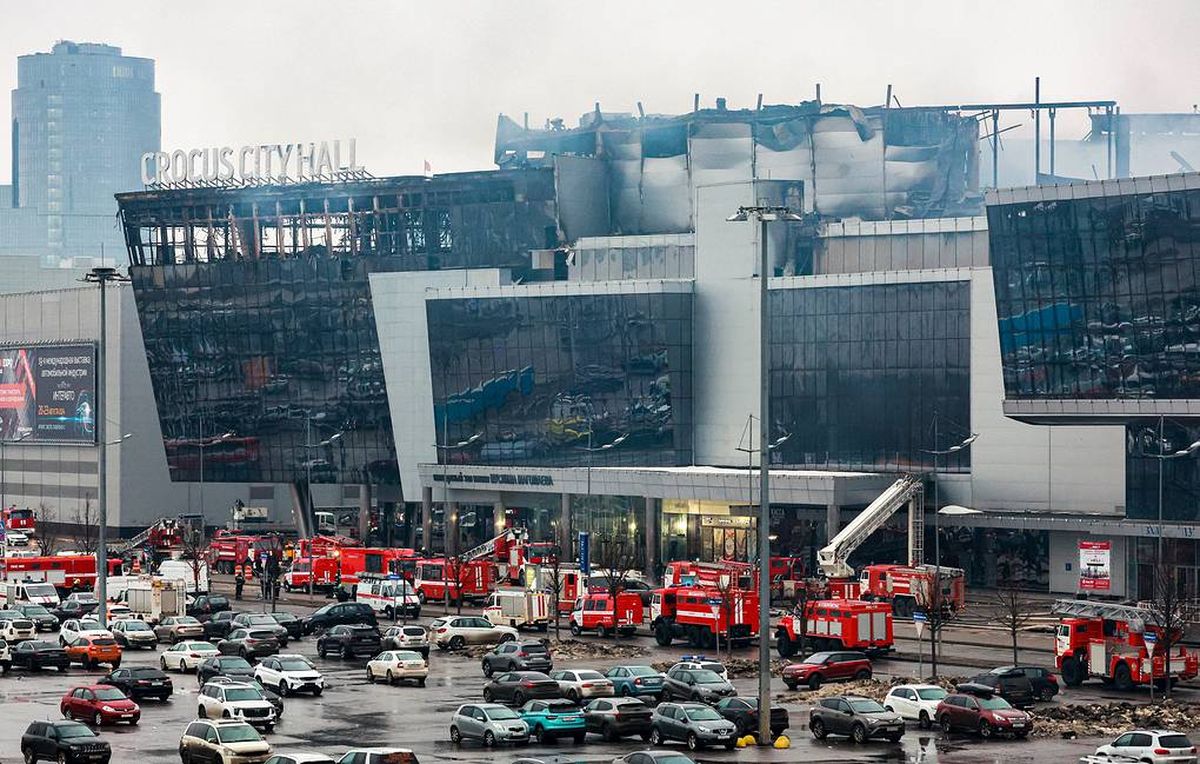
left=652, top=757, right=696, bottom=764
left=130, top=668, right=161, bottom=677
left=94, top=688, right=126, bottom=700
left=25, top=584, right=56, bottom=597
left=394, top=651, right=423, bottom=661
left=224, top=688, right=262, bottom=701
left=430, top=619, right=448, bottom=629
left=216, top=724, right=262, bottom=743
left=685, top=707, right=722, bottom=721
left=31, top=641, right=58, bottom=650
left=700, top=662, right=724, bottom=673
left=71, top=594, right=98, bottom=604
left=22, top=605, right=50, bottom=616
left=690, top=670, right=723, bottom=683
left=124, top=622, right=150, bottom=631
left=248, top=630, right=277, bottom=640
left=186, top=642, right=215, bottom=651
left=486, top=707, right=519, bottom=721
left=522, top=643, right=547, bottom=653
left=917, top=688, right=948, bottom=700
left=93, top=638, right=117, bottom=646
left=272, top=613, right=296, bottom=623
left=849, top=699, right=887, bottom=713
left=576, top=670, right=604, bottom=680
left=177, top=617, right=200, bottom=625
left=278, top=659, right=312, bottom=671
left=978, top=697, right=1012, bottom=710
left=245, top=616, right=275, bottom=625
left=628, top=666, right=657, bottom=676
left=1160, top=735, right=1194, bottom=748
left=56, top=723, right=95, bottom=739
left=221, top=658, right=253, bottom=670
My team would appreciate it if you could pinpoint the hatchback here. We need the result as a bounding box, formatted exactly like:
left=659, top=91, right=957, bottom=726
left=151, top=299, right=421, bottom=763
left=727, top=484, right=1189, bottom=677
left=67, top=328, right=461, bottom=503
left=450, top=703, right=530, bottom=746
left=1094, top=730, right=1197, bottom=764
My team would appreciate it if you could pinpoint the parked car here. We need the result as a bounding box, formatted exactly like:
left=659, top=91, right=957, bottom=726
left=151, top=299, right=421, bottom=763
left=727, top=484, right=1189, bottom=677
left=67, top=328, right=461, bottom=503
left=715, top=696, right=790, bottom=737
left=662, top=665, right=736, bottom=703
left=316, top=624, right=382, bottom=659
left=0, top=637, right=11, bottom=671
left=197, top=681, right=277, bottom=731
left=809, top=696, right=904, bottom=743
left=160, top=640, right=220, bottom=672
left=60, top=685, right=140, bottom=726
left=11, top=639, right=70, bottom=671
left=482, top=639, right=552, bottom=676
left=610, top=753, right=699, bottom=764
left=987, top=665, right=1059, bottom=702
left=264, top=755, right=336, bottom=764
left=0, top=612, right=36, bottom=642
left=605, top=665, right=666, bottom=699
left=204, top=610, right=243, bottom=640
left=62, top=592, right=100, bottom=615
left=1094, top=730, right=1197, bottom=764
left=111, top=619, right=158, bottom=649
left=670, top=656, right=729, bottom=682
left=483, top=671, right=561, bottom=706
left=21, top=720, right=111, bottom=764
left=219, top=628, right=281, bottom=660
left=14, top=603, right=60, bottom=632
left=99, top=666, right=173, bottom=700
left=883, top=684, right=949, bottom=729
left=232, top=613, right=291, bottom=646
left=518, top=698, right=586, bottom=743
left=206, top=675, right=285, bottom=719
left=52, top=600, right=90, bottom=624
left=366, top=649, right=428, bottom=686
left=187, top=594, right=232, bottom=621
left=155, top=615, right=205, bottom=643
left=64, top=635, right=123, bottom=669
left=649, top=702, right=737, bottom=751
left=936, top=692, right=1033, bottom=738
left=107, top=604, right=133, bottom=622
left=583, top=696, right=654, bottom=741
left=196, top=654, right=257, bottom=684
left=270, top=612, right=304, bottom=641
left=332, top=750, right=419, bottom=764
left=957, top=670, right=1035, bottom=710
left=782, top=651, right=872, bottom=691
left=59, top=618, right=110, bottom=646
left=431, top=615, right=518, bottom=650
left=550, top=669, right=614, bottom=702
left=254, top=654, right=325, bottom=696
left=449, top=702, right=530, bottom=746
left=178, top=719, right=272, bottom=763
left=302, top=602, right=377, bottom=635
left=381, top=624, right=430, bottom=658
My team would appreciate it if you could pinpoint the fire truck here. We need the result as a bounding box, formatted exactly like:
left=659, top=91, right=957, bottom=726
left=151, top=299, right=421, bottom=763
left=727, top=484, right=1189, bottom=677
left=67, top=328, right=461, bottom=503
left=283, top=556, right=341, bottom=592
left=205, top=531, right=282, bottom=573
left=650, top=585, right=759, bottom=648
left=460, top=528, right=557, bottom=584
left=0, top=554, right=123, bottom=592
left=296, top=534, right=361, bottom=561
left=337, top=547, right=419, bottom=587
left=1, top=507, right=35, bottom=533
left=856, top=563, right=966, bottom=617
left=775, top=598, right=894, bottom=657
left=569, top=591, right=643, bottom=637
left=414, top=558, right=493, bottom=604
left=1052, top=599, right=1200, bottom=690
left=524, top=564, right=586, bottom=613
left=662, top=560, right=755, bottom=590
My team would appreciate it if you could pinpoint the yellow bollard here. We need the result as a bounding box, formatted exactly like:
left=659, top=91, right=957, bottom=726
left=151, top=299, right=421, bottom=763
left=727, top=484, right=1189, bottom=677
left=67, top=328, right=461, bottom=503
left=773, top=734, right=791, bottom=749
left=735, top=735, right=750, bottom=748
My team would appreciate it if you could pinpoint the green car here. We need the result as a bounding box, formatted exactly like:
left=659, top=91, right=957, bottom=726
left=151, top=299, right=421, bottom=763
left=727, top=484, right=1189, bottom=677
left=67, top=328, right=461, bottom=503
left=518, top=698, right=587, bottom=744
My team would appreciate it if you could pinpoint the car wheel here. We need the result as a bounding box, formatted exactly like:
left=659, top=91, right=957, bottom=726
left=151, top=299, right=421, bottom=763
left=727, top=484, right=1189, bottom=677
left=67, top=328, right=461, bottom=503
left=918, top=710, right=931, bottom=729
left=483, top=730, right=496, bottom=747
left=93, top=712, right=104, bottom=727
left=598, top=625, right=611, bottom=639
left=450, top=725, right=461, bottom=743
left=978, top=720, right=993, bottom=739
left=568, top=689, right=580, bottom=703
left=483, top=688, right=494, bottom=702
left=498, top=633, right=515, bottom=643
left=22, top=747, right=35, bottom=764
left=854, top=669, right=872, bottom=681
left=570, top=622, right=582, bottom=637
left=649, top=727, right=663, bottom=746
left=620, top=685, right=632, bottom=697
left=278, top=680, right=290, bottom=697
left=810, top=718, right=827, bottom=740
left=808, top=673, right=823, bottom=690
left=417, top=678, right=426, bottom=687
left=1039, top=686, right=1055, bottom=701
left=851, top=723, right=868, bottom=744
left=313, top=687, right=323, bottom=696
left=534, top=724, right=546, bottom=743
left=160, top=657, right=168, bottom=671
left=687, top=732, right=701, bottom=751
left=513, top=691, right=526, bottom=706
left=783, top=679, right=797, bottom=691
left=342, top=645, right=354, bottom=660
left=448, top=636, right=465, bottom=651
left=387, top=670, right=396, bottom=685
left=197, top=705, right=207, bottom=718
left=482, top=660, right=494, bottom=677
left=317, top=644, right=326, bottom=659
left=57, top=753, right=67, bottom=764
left=603, top=722, right=618, bottom=742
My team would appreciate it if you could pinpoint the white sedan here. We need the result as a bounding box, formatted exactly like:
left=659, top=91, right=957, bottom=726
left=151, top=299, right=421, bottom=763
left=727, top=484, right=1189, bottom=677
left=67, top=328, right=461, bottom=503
left=160, top=640, right=220, bottom=672
left=59, top=618, right=112, bottom=645
left=366, top=650, right=428, bottom=686
left=883, top=684, right=949, bottom=728
left=550, top=669, right=614, bottom=702
left=254, top=654, right=325, bottom=697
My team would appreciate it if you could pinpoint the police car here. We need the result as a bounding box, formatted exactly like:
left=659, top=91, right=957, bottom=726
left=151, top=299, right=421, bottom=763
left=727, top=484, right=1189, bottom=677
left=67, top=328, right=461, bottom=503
left=670, top=655, right=729, bottom=682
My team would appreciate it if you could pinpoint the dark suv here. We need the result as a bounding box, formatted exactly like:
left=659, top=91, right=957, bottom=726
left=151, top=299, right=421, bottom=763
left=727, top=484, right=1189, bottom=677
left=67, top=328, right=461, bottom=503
left=21, top=720, right=111, bottom=763
left=202, top=611, right=243, bottom=641
left=187, top=595, right=231, bottom=621
left=482, top=640, right=552, bottom=675
left=317, top=624, right=382, bottom=659
left=808, top=696, right=904, bottom=744
left=936, top=693, right=1032, bottom=738
left=957, top=670, right=1034, bottom=709
left=987, top=665, right=1058, bottom=701
left=302, top=602, right=376, bottom=635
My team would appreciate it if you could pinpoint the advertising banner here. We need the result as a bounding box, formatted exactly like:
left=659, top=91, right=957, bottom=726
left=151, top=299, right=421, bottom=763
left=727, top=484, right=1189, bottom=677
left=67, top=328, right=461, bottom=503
left=1078, top=540, right=1112, bottom=591
left=0, top=344, right=96, bottom=444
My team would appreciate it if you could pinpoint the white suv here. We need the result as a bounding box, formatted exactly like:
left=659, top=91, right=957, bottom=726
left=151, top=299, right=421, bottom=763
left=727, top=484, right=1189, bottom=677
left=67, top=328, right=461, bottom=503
left=179, top=719, right=272, bottom=763
left=253, top=654, right=325, bottom=697
left=1095, top=730, right=1197, bottom=764
left=430, top=616, right=517, bottom=650
left=381, top=624, right=430, bottom=658
left=197, top=682, right=277, bottom=731
left=0, top=615, right=35, bottom=643
left=883, top=684, right=949, bottom=729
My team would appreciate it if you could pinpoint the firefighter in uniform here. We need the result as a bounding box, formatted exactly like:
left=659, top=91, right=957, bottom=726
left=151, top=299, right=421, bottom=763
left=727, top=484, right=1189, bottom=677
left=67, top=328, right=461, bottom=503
left=234, top=563, right=245, bottom=600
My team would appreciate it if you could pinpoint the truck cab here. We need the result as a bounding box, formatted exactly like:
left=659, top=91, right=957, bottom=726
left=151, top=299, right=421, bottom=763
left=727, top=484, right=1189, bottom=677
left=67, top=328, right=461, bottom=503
left=569, top=592, right=642, bottom=637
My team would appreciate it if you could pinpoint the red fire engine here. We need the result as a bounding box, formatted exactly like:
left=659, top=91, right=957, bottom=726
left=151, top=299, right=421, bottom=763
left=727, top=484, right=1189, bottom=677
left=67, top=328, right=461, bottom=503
left=775, top=598, right=894, bottom=657
left=524, top=564, right=585, bottom=613
left=857, top=563, right=966, bottom=617
left=1, top=507, right=35, bottom=532
left=283, top=557, right=340, bottom=592
left=1053, top=599, right=1200, bottom=690
left=1, top=554, right=123, bottom=591
left=205, top=531, right=282, bottom=573
left=414, top=558, right=493, bottom=604
left=569, top=591, right=643, bottom=637
left=296, top=534, right=361, bottom=561
left=663, top=560, right=755, bottom=590
left=337, top=547, right=419, bottom=587
left=650, top=585, right=759, bottom=648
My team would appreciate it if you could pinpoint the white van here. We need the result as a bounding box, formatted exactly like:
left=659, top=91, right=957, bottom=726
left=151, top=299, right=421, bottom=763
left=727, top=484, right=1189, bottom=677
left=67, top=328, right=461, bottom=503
left=355, top=575, right=420, bottom=619
left=483, top=589, right=551, bottom=630
left=3, top=581, right=60, bottom=607
left=158, top=560, right=208, bottom=593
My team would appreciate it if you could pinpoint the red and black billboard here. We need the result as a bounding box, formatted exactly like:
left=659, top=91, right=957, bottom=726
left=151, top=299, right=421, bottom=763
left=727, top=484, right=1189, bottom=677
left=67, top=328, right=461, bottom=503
left=0, top=344, right=97, bottom=444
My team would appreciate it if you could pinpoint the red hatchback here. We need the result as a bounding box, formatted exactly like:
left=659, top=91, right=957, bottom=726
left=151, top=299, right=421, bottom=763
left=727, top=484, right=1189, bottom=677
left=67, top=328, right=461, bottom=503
left=60, top=685, right=141, bottom=726
left=781, top=651, right=872, bottom=690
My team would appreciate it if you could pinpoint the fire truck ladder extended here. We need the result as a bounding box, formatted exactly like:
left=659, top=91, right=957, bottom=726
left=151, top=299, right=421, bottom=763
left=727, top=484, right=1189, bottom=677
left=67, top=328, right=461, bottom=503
left=462, top=528, right=525, bottom=563
left=1052, top=598, right=1160, bottom=632
left=816, top=474, right=924, bottom=579
left=112, top=518, right=173, bottom=555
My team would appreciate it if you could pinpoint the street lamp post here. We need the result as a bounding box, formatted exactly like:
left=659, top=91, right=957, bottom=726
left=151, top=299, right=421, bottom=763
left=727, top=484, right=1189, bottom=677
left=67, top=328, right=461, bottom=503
left=303, top=418, right=342, bottom=597
left=1, top=431, right=33, bottom=517
left=727, top=203, right=801, bottom=745
left=1148, top=416, right=1200, bottom=578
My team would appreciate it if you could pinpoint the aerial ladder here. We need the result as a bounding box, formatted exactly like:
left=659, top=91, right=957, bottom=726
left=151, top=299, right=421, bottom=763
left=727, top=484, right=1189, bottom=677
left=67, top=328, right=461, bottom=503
left=816, top=474, right=924, bottom=578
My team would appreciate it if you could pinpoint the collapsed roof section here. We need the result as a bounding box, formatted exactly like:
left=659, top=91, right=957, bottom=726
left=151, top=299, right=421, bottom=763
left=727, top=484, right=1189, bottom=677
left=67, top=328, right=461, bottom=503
left=497, top=100, right=982, bottom=236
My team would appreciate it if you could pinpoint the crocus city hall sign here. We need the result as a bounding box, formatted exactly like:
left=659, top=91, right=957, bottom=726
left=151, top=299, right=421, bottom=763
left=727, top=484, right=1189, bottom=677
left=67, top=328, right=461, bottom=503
left=141, top=138, right=365, bottom=187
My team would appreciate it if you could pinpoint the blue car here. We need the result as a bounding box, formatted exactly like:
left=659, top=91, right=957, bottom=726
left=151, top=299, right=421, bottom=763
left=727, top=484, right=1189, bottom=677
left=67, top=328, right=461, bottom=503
left=605, top=665, right=667, bottom=699
left=518, top=698, right=587, bottom=744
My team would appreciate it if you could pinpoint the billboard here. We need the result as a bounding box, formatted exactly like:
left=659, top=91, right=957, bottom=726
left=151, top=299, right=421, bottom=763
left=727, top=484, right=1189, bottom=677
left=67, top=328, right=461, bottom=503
left=0, top=344, right=97, bottom=444
left=1078, top=540, right=1112, bottom=591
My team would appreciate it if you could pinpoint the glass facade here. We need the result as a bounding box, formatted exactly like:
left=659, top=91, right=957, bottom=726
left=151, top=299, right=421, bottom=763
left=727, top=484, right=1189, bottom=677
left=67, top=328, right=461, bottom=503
left=1126, top=419, right=1200, bottom=522
left=769, top=282, right=971, bottom=472
left=130, top=257, right=397, bottom=485
left=426, top=291, right=693, bottom=467
left=988, top=188, right=1200, bottom=399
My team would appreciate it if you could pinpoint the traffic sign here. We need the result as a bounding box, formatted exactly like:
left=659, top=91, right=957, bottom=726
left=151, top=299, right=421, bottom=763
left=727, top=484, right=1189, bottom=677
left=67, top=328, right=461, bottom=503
left=913, top=611, right=928, bottom=622
left=1144, top=631, right=1158, bottom=645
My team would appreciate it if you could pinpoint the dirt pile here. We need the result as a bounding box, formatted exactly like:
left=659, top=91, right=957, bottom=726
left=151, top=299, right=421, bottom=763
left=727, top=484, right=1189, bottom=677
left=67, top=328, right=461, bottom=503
left=649, top=658, right=768, bottom=679
left=1033, top=701, right=1200, bottom=739
left=774, top=675, right=964, bottom=703
left=456, top=638, right=647, bottom=661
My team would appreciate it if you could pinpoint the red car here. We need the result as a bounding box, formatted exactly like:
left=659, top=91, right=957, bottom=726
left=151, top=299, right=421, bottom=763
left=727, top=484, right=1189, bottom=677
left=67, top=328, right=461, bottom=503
left=781, top=651, right=872, bottom=690
left=935, top=692, right=1032, bottom=739
left=60, top=685, right=141, bottom=726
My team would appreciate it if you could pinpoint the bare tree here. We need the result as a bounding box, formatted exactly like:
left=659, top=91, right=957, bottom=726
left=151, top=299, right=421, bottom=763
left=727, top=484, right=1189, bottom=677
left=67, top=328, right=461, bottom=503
left=545, top=550, right=565, bottom=641
left=790, top=580, right=817, bottom=657
left=592, top=531, right=640, bottom=638
left=913, top=571, right=961, bottom=679
left=178, top=522, right=209, bottom=593
left=1144, top=560, right=1189, bottom=700
left=991, top=584, right=1038, bottom=664
left=712, top=573, right=737, bottom=656
left=72, top=498, right=98, bottom=555
left=32, top=503, right=61, bottom=556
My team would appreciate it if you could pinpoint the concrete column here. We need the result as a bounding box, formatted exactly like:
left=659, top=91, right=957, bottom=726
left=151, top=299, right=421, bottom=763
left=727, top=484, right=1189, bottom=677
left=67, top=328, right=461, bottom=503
left=493, top=500, right=507, bottom=537
left=419, top=486, right=432, bottom=553
left=825, top=503, right=841, bottom=545
left=644, top=497, right=659, bottom=581
left=446, top=502, right=460, bottom=557
left=559, top=493, right=572, bottom=562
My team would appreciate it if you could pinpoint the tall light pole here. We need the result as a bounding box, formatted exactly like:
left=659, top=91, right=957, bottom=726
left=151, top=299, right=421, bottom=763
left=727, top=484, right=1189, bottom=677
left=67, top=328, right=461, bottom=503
left=727, top=203, right=801, bottom=745
left=1148, top=416, right=1200, bottom=576
left=303, top=418, right=343, bottom=597
left=1, top=431, right=33, bottom=517
left=84, top=266, right=129, bottom=628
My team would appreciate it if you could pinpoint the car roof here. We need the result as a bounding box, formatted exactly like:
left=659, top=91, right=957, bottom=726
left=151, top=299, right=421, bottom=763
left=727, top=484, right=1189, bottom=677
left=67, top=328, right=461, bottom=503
left=273, top=654, right=308, bottom=661
left=891, top=683, right=944, bottom=691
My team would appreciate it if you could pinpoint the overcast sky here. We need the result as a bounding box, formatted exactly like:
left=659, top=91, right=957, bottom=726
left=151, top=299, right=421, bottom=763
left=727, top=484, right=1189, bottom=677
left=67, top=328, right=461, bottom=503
left=2, top=0, right=1198, bottom=181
